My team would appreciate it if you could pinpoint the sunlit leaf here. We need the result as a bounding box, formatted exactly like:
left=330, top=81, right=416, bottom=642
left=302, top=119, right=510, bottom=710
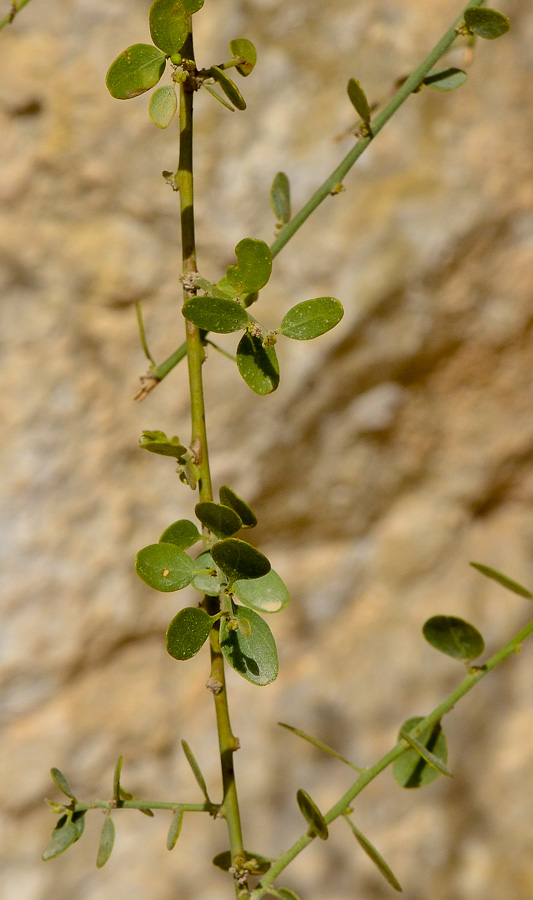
left=464, top=7, right=510, bottom=39
left=229, top=38, right=257, bottom=76
left=423, top=67, right=467, bottom=91
left=271, top=172, right=291, bottom=225
left=219, top=485, right=258, bottom=528
left=220, top=605, right=279, bottom=685
left=347, top=78, right=371, bottom=125
left=160, top=519, right=202, bottom=550
left=393, top=718, right=447, bottom=789
left=183, top=296, right=250, bottom=333
left=139, top=430, right=188, bottom=459
left=470, top=562, right=533, bottom=599
left=167, top=806, right=184, bottom=850
left=211, top=538, right=270, bottom=582
left=192, top=550, right=226, bottom=596
left=42, top=813, right=86, bottom=861
left=279, top=297, right=344, bottom=340
left=50, top=767, right=76, bottom=801
left=296, top=789, right=328, bottom=840
left=136, top=543, right=197, bottom=591
left=226, top=239, right=273, bottom=294
left=234, top=568, right=289, bottom=613
left=344, top=817, right=402, bottom=892
left=181, top=739, right=210, bottom=800
left=211, top=66, right=246, bottom=110
left=195, top=501, right=242, bottom=538
left=149, top=0, right=204, bottom=55
left=423, top=615, right=484, bottom=661
left=166, top=607, right=214, bottom=660
left=149, top=84, right=178, bottom=128
left=236, top=333, right=280, bottom=395
left=106, top=44, right=166, bottom=100
left=96, top=816, right=115, bottom=869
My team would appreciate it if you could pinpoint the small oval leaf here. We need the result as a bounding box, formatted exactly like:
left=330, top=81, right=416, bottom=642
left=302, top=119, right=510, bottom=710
left=296, top=789, right=328, bottom=840
left=279, top=297, right=344, bottom=340
left=229, top=38, right=257, bottom=76
left=233, top=568, right=289, bottom=613
left=183, top=296, right=250, bottom=333
left=50, top=767, right=76, bottom=801
left=423, top=67, right=467, bottom=91
left=470, top=562, right=533, bottom=599
left=271, top=172, right=291, bottom=225
left=220, top=605, right=279, bottom=685
left=347, top=78, right=371, bottom=125
left=160, top=519, right=202, bottom=550
left=393, top=718, right=447, bottom=789
left=106, top=44, right=167, bottom=100
left=96, top=816, right=115, bottom=869
left=423, top=615, right=484, bottom=661
left=166, top=607, right=214, bottom=660
left=226, top=239, right=273, bottom=294
left=136, top=543, right=197, bottom=592
left=149, top=0, right=204, bottom=55
left=192, top=550, right=226, bottom=596
left=42, top=813, right=86, bottom=861
left=464, top=7, right=510, bottom=39
left=167, top=806, right=184, bottom=850
left=211, top=66, right=246, bottom=110
left=344, top=817, right=402, bottom=892
left=236, top=333, right=280, bottom=395
left=195, top=501, right=242, bottom=538
left=211, top=538, right=270, bottom=582
left=149, top=84, right=178, bottom=128
left=219, top=486, right=258, bottom=528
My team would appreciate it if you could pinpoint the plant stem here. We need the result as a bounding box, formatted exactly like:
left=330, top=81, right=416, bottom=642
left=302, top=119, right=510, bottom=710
left=72, top=800, right=212, bottom=813
left=179, top=28, right=246, bottom=891
left=0, top=0, right=33, bottom=30
left=251, top=613, right=533, bottom=898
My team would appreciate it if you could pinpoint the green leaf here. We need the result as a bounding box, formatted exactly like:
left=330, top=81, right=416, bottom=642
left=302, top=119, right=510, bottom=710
left=399, top=728, right=453, bottom=777
left=464, top=7, right=510, bottom=39
left=167, top=806, right=184, bottom=849
left=211, top=538, right=270, bottom=582
left=204, top=84, right=236, bottom=112
left=213, top=849, right=272, bottom=874
left=149, top=0, right=204, bottom=55
left=279, top=297, right=344, bottom=340
left=226, top=239, right=273, bottom=294
left=296, top=789, right=328, bottom=840
left=195, top=501, right=243, bottom=538
left=423, top=67, right=467, bottom=91
left=278, top=723, right=361, bottom=771
left=347, top=78, right=371, bottom=125
left=229, top=38, right=257, bottom=76
left=50, top=767, right=76, bottom=801
left=136, top=543, right=197, bottom=592
left=236, top=333, right=280, bottom=395
left=160, top=519, right=202, bottom=550
left=423, top=615, right=484, bottom=661
left=192, top=550, right=226, bottom=596
left=393, top=718, right=447, bottom=789
left=113, top=756, right=123, bottom=805
left=96, top=816, right=115, bottom=869
left=166, top=607, right=214, bottom=660
left=271, top=172, right=291, bottom=225
left=219, top=485, right=258, bottom=528
left=277, top=891, right=304, bottom=900
left=220, top=605, right=279, bottom=685
left=139, top=430, right=188, bottom=459
left=149, top=84, right=178, bottom=128
left=234, top=568, right=289, bottom=614
left=183, top=296, right=250, bottom=333
left=181, top=739, right=210, bottom=799
left=470, top=562, right=533, bottom=599
left=106, top=44, right=167, bottom=100
left=42, top=812, right=86, bottom=861
left=211, top=66, right=246, bottom=110
left=344, top=817, right=402, bottom=892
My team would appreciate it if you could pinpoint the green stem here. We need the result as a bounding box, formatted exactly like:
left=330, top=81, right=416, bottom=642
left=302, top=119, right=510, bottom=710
left=269, top=0, right=486, bottom=260
left=0, top=0, right=33, bottom=30
left=72, top=799, right=213, bottom=813
left=251, top=614, right=533, bottom=898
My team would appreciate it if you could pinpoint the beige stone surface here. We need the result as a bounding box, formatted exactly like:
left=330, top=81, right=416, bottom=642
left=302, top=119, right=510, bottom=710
left=1, top=1, right=532, bottom=898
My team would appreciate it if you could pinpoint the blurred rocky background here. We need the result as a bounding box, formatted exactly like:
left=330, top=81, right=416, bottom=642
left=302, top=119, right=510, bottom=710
left=1, top=0, right=532, bottom=898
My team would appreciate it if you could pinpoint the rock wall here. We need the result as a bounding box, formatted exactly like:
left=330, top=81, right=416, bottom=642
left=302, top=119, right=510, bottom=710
left=1, top=1, right=532, bottom=899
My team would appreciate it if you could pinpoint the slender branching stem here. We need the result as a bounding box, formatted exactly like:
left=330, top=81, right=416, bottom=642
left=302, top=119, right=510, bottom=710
left=72, top=799, right=213, bottom=813
left=250, top=614, right=533, bottom=898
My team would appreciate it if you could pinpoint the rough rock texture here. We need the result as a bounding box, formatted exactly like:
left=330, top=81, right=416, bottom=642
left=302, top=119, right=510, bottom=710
left=1, top=1, right=533, bottom=899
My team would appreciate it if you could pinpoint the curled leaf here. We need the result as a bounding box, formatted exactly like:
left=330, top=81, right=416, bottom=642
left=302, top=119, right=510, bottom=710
left=229, top=38, right=257, bottom=76
left=296, top=789, right=328, bottom=840
left=226, top=239, right=273, bottom=294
